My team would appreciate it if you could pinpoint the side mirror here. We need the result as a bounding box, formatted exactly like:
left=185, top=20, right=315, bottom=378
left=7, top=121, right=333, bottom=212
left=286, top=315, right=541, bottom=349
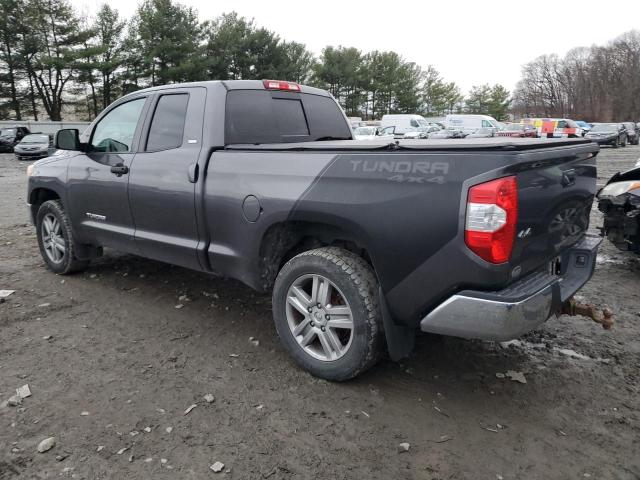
left=55, top=129, right=81, bottom=151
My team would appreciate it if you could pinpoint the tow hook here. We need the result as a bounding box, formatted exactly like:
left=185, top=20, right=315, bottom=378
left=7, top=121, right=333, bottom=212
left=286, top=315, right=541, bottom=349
left=558, top=297, right=614, bottom=330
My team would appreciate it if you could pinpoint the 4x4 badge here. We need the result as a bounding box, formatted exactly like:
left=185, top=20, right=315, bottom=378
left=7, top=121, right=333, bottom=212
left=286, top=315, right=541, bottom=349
left=518, top=227, right=532, bottom=239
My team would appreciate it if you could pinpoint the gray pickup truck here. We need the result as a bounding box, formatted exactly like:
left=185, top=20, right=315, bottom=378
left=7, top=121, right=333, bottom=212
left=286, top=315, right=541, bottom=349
left=27, top=80, right=602, bottom=380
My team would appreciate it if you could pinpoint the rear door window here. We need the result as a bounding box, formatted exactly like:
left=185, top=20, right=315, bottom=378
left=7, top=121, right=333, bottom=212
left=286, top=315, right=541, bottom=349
left=146, top=93, right=189, bottom=151
left=225, top=90, right=350, bottom=144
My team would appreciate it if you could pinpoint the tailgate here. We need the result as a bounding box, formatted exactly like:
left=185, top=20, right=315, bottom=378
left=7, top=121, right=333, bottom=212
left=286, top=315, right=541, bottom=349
left=508, top=142, right=598, bottom=276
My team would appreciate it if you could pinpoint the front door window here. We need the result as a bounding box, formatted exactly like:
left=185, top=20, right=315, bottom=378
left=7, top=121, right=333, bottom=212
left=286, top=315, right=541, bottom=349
left=90, top=98, right=145, bottom=153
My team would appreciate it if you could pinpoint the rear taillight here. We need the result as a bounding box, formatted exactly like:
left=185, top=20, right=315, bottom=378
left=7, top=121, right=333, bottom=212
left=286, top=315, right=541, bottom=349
left=262, top=80, right=301, bottom=92
left=465, top=176, right=518, bottom=264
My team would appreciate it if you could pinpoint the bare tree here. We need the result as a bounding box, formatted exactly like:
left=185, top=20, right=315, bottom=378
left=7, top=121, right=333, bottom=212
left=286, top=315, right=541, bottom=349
left=515, top=30, right=640, bottom=121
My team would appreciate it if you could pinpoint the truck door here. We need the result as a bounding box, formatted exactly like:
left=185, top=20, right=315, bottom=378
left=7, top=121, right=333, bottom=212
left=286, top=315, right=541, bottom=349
left=127, top=87, right=206, bottom=271
left=66, top=96, right=149, bottom=253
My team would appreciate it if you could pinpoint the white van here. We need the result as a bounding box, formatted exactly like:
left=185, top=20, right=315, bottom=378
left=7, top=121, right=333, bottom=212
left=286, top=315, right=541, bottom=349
left=380, top=114, right=432, bottom=136
left=445, top=114, right=500, bottom=134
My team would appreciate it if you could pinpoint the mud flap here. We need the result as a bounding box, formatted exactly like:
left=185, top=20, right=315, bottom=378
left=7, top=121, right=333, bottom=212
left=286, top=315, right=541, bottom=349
left=379, top=286, right=415, bottom=361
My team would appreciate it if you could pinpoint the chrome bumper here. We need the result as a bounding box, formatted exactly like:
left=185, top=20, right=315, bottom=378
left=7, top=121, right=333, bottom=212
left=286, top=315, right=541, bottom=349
left=420, top=235, right=602, bottom=341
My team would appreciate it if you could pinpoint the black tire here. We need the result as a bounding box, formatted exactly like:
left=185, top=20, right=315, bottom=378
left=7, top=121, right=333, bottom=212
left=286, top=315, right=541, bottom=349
left=272, top=247, right=383, bottom=381
left=36, top=200, right=89, bottom=275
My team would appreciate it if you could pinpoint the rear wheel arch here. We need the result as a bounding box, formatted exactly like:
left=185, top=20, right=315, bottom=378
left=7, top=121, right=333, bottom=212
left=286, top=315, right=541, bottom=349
left=258, top=220, right=375, bottom=292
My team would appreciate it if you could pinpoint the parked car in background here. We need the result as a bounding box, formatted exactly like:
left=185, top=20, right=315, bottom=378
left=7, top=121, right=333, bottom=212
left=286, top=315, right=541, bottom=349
left=466, top=127, right=496, bottom=138
left=348, top=117, right=366, bottom=129
left=497, top=123, right=538, bottom=138
left=0, top=126, right=30, bottom=152
left=14, top=133, right=53, bottom=161
left=598, top=165, right=640, bottom=253
left=622, top=122, right=639, bottom=145
left=445, top=114, right=500, bottom=135
left=352, top=126, right=395, bottom=141
left=575, top=121, right=592, bottom=135
left=380, top=114, right=432, bottom=137
left=404, top=125, right=440, bottom=139
left=523, top=118, right=582, bottom=138
left=585, top=123, right=627, bottom=148
left=428, top=127, right=466, bottom=139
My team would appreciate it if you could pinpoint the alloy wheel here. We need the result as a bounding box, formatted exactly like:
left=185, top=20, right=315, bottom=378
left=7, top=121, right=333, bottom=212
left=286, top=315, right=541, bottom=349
left=285, top=274, right=354, bottom=361
left=41, top=213, right=66, bottom=263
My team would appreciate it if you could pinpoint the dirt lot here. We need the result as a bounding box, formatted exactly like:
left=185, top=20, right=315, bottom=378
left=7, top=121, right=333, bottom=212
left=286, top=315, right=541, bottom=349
left=1, top=145, right=639, bottom=480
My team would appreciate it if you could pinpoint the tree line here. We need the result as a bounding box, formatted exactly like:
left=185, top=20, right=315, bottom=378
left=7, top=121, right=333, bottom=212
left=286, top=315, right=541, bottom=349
left=513, top=31, right=640, bottom=122
left=0, top=0, right=512, bottom=122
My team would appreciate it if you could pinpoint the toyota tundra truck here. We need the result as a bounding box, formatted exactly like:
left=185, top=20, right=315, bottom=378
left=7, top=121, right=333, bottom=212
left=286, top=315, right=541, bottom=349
left=26, top=80, right=602, bottom=380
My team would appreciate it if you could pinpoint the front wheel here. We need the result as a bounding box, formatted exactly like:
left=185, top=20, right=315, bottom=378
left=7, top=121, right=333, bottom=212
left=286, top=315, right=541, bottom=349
left=272, top=247, right=383, bottom=381
left=36, top=200, right=89, bottom=274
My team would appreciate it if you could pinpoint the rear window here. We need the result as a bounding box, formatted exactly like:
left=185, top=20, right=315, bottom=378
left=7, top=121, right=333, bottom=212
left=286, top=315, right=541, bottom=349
left=273, top=99, right=309, bottom=136
left=225, top=90, right=351, bottom=144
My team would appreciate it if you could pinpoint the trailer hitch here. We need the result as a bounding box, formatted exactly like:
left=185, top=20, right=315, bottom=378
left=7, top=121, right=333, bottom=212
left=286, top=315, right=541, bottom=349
left=557, top=297, right=614, bottom=330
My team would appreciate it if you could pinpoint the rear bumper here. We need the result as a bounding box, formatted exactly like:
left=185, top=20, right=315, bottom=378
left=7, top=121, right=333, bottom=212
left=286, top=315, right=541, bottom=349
left=419, top=234, right=602, bottom=341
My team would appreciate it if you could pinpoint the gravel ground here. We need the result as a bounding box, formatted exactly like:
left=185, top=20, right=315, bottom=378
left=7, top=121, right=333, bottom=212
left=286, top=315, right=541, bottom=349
left=1, top=146, right=639, bottom=480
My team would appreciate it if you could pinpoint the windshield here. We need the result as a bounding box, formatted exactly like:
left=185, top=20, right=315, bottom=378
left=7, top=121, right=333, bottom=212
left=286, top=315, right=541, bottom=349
left=0, top=128, right=16, bottom=136
left=354, top=127, right=376, bottom=136
left=591, top=124, right=617, bottom=133
left=416, top=119, right=430, bottom=127
left=21, top=134, right=49, bottom=144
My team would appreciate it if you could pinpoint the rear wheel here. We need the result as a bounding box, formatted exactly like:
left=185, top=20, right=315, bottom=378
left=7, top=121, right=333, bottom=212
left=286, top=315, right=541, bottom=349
left=36, top=200, right=89, bottom=274
left=272, top=247, right=383, bottom=381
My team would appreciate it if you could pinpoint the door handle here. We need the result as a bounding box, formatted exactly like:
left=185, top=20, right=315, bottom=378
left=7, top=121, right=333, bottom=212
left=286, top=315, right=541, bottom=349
left=188, top=163, right=199, bottom=183
left=110, top=163, right=129, bottom=177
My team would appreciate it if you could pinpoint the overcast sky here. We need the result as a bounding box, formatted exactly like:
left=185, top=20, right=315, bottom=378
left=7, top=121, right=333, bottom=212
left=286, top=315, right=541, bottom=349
left=71, top=0, right=640, bottom=94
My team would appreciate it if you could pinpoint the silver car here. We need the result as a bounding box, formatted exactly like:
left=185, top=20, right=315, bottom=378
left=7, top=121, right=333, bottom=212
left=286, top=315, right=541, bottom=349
left=467, top=127, right=496, bottom=138
left=14, top=133, right=52, bottom=161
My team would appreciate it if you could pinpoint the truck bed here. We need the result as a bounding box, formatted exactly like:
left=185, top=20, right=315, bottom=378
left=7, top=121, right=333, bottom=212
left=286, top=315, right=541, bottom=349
left=225, top=137, right=595, bottom=151
left=208, top=138, right=599, bottom=325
